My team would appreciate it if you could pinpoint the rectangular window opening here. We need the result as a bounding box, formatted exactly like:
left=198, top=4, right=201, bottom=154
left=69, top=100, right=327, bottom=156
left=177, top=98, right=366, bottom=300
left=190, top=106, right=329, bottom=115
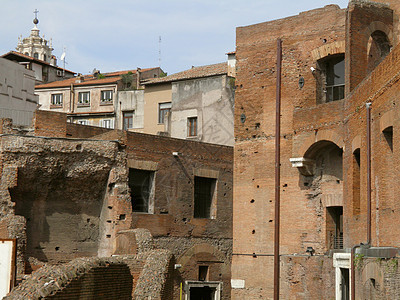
left=51, top=93, right=63, bottom=106
left=317, top=54, right=345, bottom=104
left=129, top=168, right=154, bottom=213
left=158, top=102, right=171, bottom=124
left=101, top=90, right=113, bottom=103
left=123, top=111, right=134, bottom=130
left=78, top=91, right=90, bottom=105
left=198, top=266, right=209, bottom=281
left=102, top=119, right=114, bottom=129
left=353, top=149, right=361, bottom=215
left=194, top=176, right=216, bottom=219
left=188, top=117, right=198, bottom=137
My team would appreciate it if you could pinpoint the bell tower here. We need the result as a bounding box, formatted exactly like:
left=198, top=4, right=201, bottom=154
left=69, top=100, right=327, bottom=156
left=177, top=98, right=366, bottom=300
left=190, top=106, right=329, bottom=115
left=16, top=9, right=56, bottom=65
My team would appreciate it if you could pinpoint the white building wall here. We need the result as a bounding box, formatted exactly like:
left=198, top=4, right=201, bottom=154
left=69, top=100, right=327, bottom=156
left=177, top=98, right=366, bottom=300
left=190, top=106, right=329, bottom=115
left=170, top=75, right=234, bottom=146
left=0, top=58, right=38, bottom=126
left=117, top=90, right=144, bottom=130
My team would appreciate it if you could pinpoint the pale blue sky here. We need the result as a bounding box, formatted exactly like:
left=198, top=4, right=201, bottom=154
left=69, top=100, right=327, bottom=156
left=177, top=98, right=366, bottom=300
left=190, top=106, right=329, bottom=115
left=1, top=0, right=348, bottom=75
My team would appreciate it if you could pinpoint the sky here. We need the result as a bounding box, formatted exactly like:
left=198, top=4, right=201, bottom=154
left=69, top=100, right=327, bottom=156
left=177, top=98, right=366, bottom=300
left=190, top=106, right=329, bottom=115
left=1, top=0, right=348, bottom=76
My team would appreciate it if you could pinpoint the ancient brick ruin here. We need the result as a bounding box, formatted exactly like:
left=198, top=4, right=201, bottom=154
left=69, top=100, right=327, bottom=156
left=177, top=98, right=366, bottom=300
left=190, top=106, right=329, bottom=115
left=0, top=110, right=232, bottom=299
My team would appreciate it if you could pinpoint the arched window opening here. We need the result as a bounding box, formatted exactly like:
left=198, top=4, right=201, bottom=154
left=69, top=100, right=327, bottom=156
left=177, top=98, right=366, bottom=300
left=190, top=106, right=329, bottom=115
left=33, top=52, right=39, bottom=59
left=382, top=126, right=393, bottom=152
left=367, top=30, right=391, bottom=73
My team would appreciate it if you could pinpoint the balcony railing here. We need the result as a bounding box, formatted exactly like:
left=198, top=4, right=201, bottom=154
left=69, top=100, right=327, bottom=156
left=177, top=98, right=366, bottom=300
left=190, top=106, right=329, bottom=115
left=333, top=233, right=343, bottom=249
left=326, top=84, right=345, bottom=102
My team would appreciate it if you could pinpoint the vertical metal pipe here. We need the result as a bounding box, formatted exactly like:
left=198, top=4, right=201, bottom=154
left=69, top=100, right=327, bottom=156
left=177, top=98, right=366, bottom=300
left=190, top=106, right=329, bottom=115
left=274, top=38, right=282, bottom=300
left=366, top=102, right=372, bottom=245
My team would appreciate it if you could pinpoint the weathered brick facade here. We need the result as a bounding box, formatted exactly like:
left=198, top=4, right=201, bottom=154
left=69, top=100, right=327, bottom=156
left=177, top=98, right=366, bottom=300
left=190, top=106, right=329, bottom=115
left=233, top=1, right=400, bottom=299
left=0, top=109, right=232, bottom=299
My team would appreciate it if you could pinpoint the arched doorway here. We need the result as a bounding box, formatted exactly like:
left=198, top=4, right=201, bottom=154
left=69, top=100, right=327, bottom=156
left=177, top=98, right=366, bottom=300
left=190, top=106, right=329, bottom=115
left=303, top=140, right=344, bottom=251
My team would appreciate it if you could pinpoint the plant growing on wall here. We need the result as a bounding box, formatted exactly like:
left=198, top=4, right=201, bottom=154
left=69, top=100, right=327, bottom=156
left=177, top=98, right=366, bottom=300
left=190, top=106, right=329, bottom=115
left=354, top=253, right=365, bottom=270
left=121, top=71, right=134, bottom=90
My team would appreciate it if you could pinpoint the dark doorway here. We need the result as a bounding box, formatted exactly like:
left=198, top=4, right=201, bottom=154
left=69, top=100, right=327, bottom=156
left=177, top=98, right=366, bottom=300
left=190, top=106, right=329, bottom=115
left=327, top=206, right=343, bottom=249
left=340, top=268, right=350, bottom=300
left=190, top=286, right=213, bottom=300
left=128, top=168, right=154, bottom=212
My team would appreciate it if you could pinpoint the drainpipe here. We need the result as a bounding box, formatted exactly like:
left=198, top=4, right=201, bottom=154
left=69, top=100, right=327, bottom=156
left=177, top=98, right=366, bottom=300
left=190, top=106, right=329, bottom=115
left=351, top=102, right=372, bottom=300
left=274, top=38, right=282, bottom=300
left=70, top=83, right=75, bottom=114
left=366, top=102, right=372, bottom=245
left=351, top=244, right=361, bottom=300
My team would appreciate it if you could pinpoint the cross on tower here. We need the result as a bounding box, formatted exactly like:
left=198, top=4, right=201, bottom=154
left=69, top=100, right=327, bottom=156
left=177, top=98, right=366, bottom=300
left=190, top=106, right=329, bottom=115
left=34, top=9, right=39, bottom=19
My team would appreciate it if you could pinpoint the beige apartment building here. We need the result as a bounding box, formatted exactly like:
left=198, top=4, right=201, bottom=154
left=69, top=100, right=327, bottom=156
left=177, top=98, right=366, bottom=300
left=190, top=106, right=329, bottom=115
left=35, top=68, right=163, bottom=129
left=141, top=61, right=235, bottom=146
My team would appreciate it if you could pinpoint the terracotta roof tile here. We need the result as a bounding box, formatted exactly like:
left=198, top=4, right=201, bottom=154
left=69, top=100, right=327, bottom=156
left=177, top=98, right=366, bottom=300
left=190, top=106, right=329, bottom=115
left=1, top=51, right=75, bottom=74
left=35, top=76, right=120, bottom=89
left=143, top=62, right=227, bottom=85
left=35, top=67, right=161, bottom=89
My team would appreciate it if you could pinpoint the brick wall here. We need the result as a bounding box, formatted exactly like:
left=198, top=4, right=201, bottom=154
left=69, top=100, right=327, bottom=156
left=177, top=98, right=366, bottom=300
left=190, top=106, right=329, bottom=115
left=233, top=5, right=345, bottom=299
left=233, top=0, right=400, bottom=299
left=355, top=257, right=400, bottom=299
left=66, top=122, right=112, bottom=138
left=117, top=130, right=233, bottom=300
left=345, top=1, right=393, bottom=93
left=344, top=28, right=400, bottom=248
left=34, top=110, right=67, bottom=137
left=4, top=257, right=134, bottom=300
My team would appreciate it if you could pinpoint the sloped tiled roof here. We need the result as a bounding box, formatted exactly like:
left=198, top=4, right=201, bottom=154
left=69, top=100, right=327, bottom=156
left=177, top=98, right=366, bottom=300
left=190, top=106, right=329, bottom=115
left=35, top=67, right=160, bottom=89
left=143, top=62, right=227, bottom=85
left=1, top=51, right=75, bottom=74
left=35, top=76, right=120, bottom=89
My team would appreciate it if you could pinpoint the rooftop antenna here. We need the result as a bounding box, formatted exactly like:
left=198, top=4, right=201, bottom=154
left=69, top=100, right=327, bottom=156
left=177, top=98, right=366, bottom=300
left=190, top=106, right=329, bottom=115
left=158, top=36, right=162, bottom=68
left=60, top=47, right=66, bottom=77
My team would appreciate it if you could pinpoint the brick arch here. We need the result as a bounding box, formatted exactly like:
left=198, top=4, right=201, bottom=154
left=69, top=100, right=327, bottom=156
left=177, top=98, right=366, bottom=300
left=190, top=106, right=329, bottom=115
left=364, top=21, right=393, bottom=42
left=311, top=41, right=345, bottom=61
left=352, top=135, right=362, bottom=153
left=298, top=130, right=344, bottom=158
left=361, top=261, right=384, bottom=291
left=380, top=109, right=394, bottom=132
left=177, top=243, right=225, bottom=268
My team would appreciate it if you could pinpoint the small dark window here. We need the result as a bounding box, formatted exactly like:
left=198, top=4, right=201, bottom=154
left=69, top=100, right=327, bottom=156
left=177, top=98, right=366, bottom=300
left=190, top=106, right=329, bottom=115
left=129, top=169, right=154, bottom=213
left=33, top=52, right=39, bottom=59
left=101, top=90, right=113, bottom=103
left=353, top=149, right=361, bottom=215
left=51, top=93, right=63, bottom=106
left=78, top=91, right=90, bottom=105
left=188, top=117, right=197, bottom=137
left=43, top=54, right=47, bottom=62
left=198, top=266, right=209, bottom=281
left=383, top=126, right=393, bottom=152
left=158, top=102, right=171, bottom=124
left=123, top=111, right=134, bottom=130
left=194, top=176, right=216, bottom=218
